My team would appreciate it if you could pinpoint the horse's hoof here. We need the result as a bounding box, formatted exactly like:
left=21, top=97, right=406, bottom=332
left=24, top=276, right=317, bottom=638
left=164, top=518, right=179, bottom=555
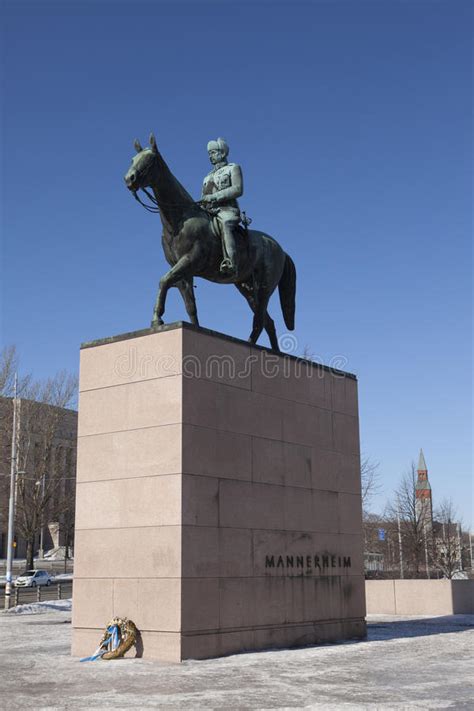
left=151, top=318, right=164, bottom=328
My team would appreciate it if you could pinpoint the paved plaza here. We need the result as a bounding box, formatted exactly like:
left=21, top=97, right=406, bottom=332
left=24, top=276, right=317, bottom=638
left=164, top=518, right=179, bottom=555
left=0, top=607, right=472, bottom=709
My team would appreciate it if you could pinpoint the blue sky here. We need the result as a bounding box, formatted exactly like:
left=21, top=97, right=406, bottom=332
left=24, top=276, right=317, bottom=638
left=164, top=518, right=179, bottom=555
left=1, top=1, right=472, bottom=525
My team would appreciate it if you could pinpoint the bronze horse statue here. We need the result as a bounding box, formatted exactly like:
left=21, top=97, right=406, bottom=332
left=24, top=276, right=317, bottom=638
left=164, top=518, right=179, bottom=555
left=124, top=134, right=296, bottom=352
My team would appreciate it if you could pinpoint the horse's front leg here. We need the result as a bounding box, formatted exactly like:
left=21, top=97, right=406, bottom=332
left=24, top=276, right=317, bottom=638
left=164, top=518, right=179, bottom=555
left=177, top=277, right=199, bottom=326
left=151, top=255, right=193, bottom=327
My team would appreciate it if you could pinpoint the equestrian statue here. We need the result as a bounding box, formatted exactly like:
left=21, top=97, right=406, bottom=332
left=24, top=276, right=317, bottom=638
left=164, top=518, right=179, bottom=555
left=124, top=134, right=296, bottom=352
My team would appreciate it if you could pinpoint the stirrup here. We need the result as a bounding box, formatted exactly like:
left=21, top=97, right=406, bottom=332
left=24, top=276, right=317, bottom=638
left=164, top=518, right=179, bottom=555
left=220, top=258, right=235, bottom=274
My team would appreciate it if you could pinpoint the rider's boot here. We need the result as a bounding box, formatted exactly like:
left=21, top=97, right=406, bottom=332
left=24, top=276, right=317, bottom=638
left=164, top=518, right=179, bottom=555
left=220, top=226, right=237, bottom=275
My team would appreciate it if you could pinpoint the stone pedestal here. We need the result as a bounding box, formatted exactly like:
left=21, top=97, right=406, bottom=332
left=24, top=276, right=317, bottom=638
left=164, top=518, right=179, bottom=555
left=71, top=322, right=366, bottom=661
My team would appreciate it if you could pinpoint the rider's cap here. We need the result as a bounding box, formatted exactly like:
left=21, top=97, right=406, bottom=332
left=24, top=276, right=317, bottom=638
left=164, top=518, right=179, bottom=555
left=207, top=137, right=229, bottom=157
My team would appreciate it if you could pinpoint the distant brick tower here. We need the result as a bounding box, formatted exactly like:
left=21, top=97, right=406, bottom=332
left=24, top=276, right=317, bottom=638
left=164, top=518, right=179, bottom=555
left=415, top=449, right=433, bottom=528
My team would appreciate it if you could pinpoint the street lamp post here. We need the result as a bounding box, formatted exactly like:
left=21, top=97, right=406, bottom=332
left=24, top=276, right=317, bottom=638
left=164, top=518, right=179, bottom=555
left=4, top=377, right=18, bottom=610
left=397, top=497, right=404, bottom=579
left=456, top=523, right=463, bottom=572
left=470, top=532, right=473, bottom=573
left=36, top=475, right=46, bottom=560
left=424, top=530, right=430, bottom=579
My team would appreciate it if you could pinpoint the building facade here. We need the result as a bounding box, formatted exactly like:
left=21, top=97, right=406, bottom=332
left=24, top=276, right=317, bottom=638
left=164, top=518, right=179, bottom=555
left=0, top=396, right=78, bottom=559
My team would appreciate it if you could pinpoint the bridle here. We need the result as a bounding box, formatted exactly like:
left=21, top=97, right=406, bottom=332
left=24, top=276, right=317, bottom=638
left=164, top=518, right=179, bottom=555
left=129, top=157, right=162, bottom=213
left=130, top=161, right=202, bottom=214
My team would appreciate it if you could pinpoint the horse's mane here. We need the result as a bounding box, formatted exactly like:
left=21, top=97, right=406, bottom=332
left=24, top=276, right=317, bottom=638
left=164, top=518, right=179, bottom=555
left=155, top=149, right=197, bottom=208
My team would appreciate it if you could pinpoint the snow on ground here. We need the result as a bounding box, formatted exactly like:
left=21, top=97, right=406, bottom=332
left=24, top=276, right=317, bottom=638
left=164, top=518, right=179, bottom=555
left=2, top=598, right=72, bottom=615
left=0, top=612, right=472, bottom=709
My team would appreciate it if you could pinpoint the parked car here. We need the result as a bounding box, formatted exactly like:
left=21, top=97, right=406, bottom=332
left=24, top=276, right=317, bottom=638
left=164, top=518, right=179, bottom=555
left=14, top=570, right=52, bottom=588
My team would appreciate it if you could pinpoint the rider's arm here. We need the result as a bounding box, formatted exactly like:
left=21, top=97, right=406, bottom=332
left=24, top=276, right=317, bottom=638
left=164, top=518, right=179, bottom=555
left=212, top=164, right=243, bottom=203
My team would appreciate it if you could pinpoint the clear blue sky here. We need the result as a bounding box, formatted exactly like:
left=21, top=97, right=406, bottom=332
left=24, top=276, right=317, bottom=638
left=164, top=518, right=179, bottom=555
left=1, top=1, right=472, bottom=525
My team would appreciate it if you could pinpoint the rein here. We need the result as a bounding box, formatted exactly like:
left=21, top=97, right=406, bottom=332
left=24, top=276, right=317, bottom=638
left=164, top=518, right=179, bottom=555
left=133, top=188, right=161, bottom=213
left=132, top=189, right=252, bottom=231
left=132, top=187, right=203, bottom=214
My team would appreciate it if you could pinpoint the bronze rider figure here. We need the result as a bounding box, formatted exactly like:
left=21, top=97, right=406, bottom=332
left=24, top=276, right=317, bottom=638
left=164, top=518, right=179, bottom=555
left=200, top=137, right=243, bottom=275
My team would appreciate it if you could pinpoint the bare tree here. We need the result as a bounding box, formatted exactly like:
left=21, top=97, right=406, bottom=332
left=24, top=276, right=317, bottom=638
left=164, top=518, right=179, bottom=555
left=0, top=345, right=32, bottom=397
left=0, top=346, right=18, bottom=396
left=301, top=345, right=316, bottom=361
left=361, top=456, right=381, bottom=514
left=432, top=498, right=463, bottom=579
left=386, top=463, right=432, bottom=577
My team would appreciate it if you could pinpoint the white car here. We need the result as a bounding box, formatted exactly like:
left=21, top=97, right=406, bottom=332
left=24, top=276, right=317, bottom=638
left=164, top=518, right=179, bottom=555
left=15, top=570, right=52, bottom=588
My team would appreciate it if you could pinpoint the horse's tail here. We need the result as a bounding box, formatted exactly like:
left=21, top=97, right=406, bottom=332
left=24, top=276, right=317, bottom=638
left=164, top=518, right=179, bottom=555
left=278, top=254, right=296, bottom=331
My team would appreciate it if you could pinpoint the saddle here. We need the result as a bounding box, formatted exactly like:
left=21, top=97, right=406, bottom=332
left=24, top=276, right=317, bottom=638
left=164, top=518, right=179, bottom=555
left=209, top=211, right=252, bottom=241
left=204, top=208, right=253, bottom=275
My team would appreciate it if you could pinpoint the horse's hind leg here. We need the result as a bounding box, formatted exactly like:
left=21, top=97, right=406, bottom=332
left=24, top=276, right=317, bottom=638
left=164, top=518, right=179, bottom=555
left=177, top=278, right=199, bottom=326
left=248, top=292, right=268, bottom=345
left=264, top=312, right=279, bottom=351
left=235, top=283, right=279, bottom=351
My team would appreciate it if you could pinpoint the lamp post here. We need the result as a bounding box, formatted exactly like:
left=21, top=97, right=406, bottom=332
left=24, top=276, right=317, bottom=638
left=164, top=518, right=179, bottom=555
left=456, top=523, right=463, bottom=572
left=4, top=378, right=18, bottom=610
left=397, top=497, right=404, bottom=579
left=424, top=530, right=430, bottom=579
left=36, top=475, right=46, bottom=560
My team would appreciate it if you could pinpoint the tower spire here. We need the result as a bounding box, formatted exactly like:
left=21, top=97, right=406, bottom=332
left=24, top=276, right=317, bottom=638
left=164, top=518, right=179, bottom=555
left=415, top=448, right=432, bottom=528
left=418, top=448, right=427, bottom=472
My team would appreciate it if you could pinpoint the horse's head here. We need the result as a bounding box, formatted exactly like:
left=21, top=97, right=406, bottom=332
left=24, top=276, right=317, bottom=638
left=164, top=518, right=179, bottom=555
left=124, top=133, right=159, bottom=192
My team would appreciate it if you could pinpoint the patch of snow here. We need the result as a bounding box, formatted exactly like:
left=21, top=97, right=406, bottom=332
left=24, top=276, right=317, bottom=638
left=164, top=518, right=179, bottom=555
left=2, top=598, right=72, bottom=615
left=0, top=612, right=473, bottom=708
left=51, top=573, right=73, bottom=581
left=43, top=547, right=73, bottom=560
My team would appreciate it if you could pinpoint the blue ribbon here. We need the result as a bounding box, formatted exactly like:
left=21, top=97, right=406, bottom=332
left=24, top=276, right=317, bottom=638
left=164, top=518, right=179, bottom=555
left=80, top=624, right=120, bottom=662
